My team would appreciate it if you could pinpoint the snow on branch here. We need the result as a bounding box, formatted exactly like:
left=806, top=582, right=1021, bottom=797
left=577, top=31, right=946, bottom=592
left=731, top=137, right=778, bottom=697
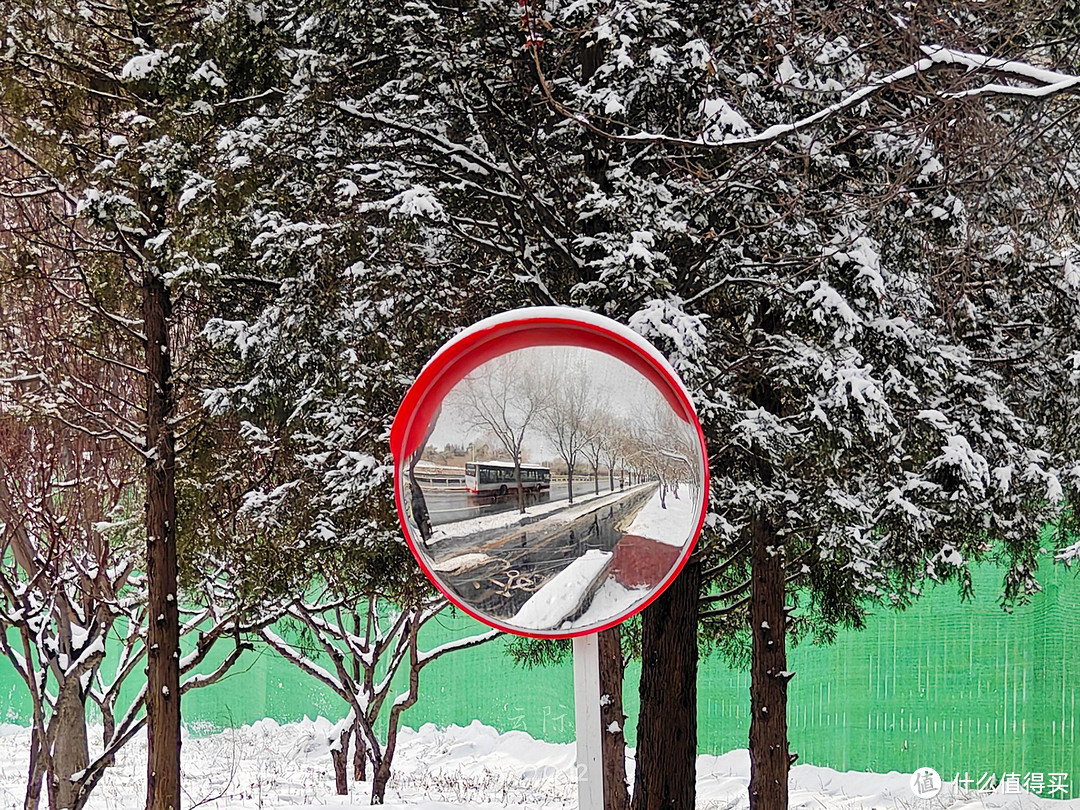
left=181, top=637, right=251, bottom=693
left=1055, top=538, right=1080, bottom=564
left=532, top=45, right=1080, bottom=150
left=417, top=627, right=501, bottom=666
left=260, top=627, right=342, bottom=692
left=927, top=46, right=1080, bottom=98
left=334, top=105, right=509, bottom=179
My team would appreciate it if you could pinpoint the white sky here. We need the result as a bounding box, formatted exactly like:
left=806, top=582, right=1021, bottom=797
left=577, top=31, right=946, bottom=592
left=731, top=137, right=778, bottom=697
left=425, top=345, right=694, bottom=468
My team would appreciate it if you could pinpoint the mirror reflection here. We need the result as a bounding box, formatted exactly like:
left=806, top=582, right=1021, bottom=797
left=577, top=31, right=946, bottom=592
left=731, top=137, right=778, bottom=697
left=400, top=345, right=705, bottom=634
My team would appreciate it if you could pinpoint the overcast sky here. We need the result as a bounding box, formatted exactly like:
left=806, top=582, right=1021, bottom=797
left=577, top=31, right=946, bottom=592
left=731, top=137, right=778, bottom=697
left=426, top=345, right=690, bottom=466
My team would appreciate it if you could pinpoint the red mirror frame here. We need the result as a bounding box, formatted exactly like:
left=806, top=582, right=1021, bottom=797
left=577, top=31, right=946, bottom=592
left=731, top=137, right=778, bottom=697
left=390, top=306, right=710, bottom=638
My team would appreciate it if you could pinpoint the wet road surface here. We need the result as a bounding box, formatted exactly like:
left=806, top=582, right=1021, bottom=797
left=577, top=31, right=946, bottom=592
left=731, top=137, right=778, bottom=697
left=423, top=478, right=623, bottom=525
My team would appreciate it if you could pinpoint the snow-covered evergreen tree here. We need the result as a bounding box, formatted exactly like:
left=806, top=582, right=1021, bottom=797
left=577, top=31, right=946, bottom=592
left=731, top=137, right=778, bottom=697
left=8, top=0, right=1080, bottom=807
left=0, top=0, right=306, bottom=804
left=211, top=2, right=1080, bottom=808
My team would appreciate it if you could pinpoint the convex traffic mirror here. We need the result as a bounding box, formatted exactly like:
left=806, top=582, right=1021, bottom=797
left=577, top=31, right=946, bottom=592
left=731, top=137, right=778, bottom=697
left=390, top=308, right=709, bottom=638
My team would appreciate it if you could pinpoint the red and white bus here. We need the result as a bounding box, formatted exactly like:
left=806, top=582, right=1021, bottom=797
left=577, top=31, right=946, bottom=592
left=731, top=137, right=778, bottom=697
left=464, top=461, right=551, bottom=497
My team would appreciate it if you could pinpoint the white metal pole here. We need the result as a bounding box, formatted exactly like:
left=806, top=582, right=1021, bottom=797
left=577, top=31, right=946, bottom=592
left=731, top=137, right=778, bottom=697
left=573, top=633, right=604, bottom=810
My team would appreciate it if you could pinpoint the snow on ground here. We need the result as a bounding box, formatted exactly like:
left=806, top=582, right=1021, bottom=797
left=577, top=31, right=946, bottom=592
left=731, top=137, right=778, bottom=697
left=541, top=485, right=651, bottom=526
left=432, top=553, right=493, bottom=573
left=0, top=719, right=573, bottom=810
left=430, top=484, right=651, bottom=542
left=566, top=577, right=648, bottom=629
left=696, top=748, right=1080, bottom=810
left=0, top=718, right=1073, bottom=810
left=513, top=550, right=612, bottom=629
left=623, top=485, right=698, bottom=546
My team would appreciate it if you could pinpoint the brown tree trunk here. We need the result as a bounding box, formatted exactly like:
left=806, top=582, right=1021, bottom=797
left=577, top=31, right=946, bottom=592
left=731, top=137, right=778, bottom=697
left=371, top=758, right=391, bottom=805
left=331, top=725, right=352, bottom=796
left=351, top=613, right=368, bottom=782
left=24, top=724, right=44, bottom=810
left=353, top=718, right=367, bottom=781
left=372, top=696, right=411, bottom=804
left=598, top=626, right=629, bottom=810
left=49, top=681, right=90, bottom=810
left=630, top=560, right=700, bottom=810
left=101, top=701, right=117, bottom=768
left=514, top=460, right=525, bottom=514
left=371, top=619, right=421, bottom=804
left=144, top=240, right=180, bottom=810
left=748, top=516, right=791, bottom=810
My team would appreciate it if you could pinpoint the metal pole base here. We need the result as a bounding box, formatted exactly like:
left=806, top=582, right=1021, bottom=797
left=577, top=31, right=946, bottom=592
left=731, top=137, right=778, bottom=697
left=573, top=633, right=604, bottom=810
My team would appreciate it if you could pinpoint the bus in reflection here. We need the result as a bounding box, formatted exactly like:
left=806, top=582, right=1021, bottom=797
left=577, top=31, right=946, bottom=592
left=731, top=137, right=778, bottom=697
left=465, top=461, right=551, bottom=500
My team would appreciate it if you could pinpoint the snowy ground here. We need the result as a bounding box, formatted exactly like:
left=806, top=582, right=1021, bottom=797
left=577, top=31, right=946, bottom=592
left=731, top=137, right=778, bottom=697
left=623, top=485, right=699, bottom=546
left=568, top=577, right=647, bottom=628
left=430, top=484, right=651, bottom=542
left=1, top=719, right=1075, bottom=810
left=513, top=549, right=613, bottom=629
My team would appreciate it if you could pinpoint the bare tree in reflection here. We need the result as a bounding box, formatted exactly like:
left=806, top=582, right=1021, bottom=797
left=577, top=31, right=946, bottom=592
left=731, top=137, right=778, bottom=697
left=621, top=402, right=701, bottom=509
left=599, top=414, right=625, bottom=494
left=459, top=354, right=545, bottom=514
left=538, top=358, right=596, bottom=505
left=582, top=405, right=612, bottom=495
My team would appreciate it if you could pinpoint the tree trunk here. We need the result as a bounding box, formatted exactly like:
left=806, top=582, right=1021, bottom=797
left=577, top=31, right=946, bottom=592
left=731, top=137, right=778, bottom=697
left=514, top=459, right=525, bottom=514
left=101, top=699, right=117, bottom=767
left=49, top=681, right=90, bottom=810
left=593, top=466, right=599, bottom=495
left=598, top=626, right=629, bottom=810
left=25, top=724, right=44, bottom=810
left=631, top=560, right=700, bottom=810
left=331, top=725, right=352, bottom=796
left=748, top=516, right=790, bottom=810
left=353, top=718, right=367, bottom=781
left=371, top=620, right=422, bottom=804
left=351, top=614, right=368, bottom=783
left=373, top=689, right=414, bottom=803
left=567, top=466, right=574, bottom=504
left=371, top=757, right=391, bottom=805
left=579, top=34, right=611, bottom=201
left=144, top=237, right=180, bottom=810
